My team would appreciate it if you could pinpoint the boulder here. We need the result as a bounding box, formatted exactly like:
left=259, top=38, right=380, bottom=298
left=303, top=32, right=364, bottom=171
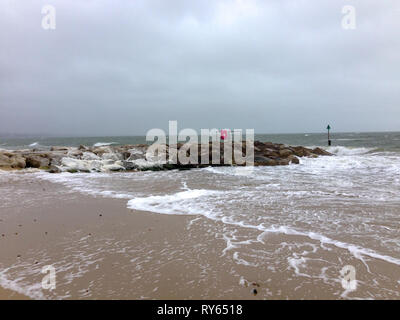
left=312, top=147, right=332, bottom=156
left=10, top=155, right=26, bottom=168
left=293, top=147, right=311, bottom=157
left=121, top=151, right=131, bottom=160
left=50, top=146, right=69, bottom=151
left=0, top=140, right=332, bottom=172
left=265, top=159, right=278, bottom=166
left=48, top=165, right=61, bottom=173
left=102, top=152, right=122, bottom=161
left=262, top=148, right=279, bottom=157
left=277, top=158, right=290, bottom=166
left=0, top=153, right=26, bottom=169
left=122, top=161, right=137, bottom=171
left=49, top=155, right=63, bottom=166
left=103, top=163, right=125, bottom=171
left=254, top=156, right=278, bottom=166
left=78, top=145, right=88, bottom=151
left=25, top=155, right=50, bottom=168
left=81, top=152, right=100, bottom=160
left=0, top=153, right=13, bottom=168
left=288, top=155, right=300, bottom=164
left=92, top=147, right=109, bottom=156
left=279, top=149, right=293, bottom=158
left=67, top=149, right=83, bottom=158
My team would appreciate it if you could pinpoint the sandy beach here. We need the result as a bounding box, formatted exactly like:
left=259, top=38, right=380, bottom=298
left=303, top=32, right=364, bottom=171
left=0, top=174, right=257, bottom=299
left=1, top=169, right=399, bottom=300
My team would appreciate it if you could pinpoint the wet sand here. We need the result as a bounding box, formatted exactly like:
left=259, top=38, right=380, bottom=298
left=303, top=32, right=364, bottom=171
left=1, top=174, right=399, bottom=299
left=0, top=288, right=28, bottom=299
left=0, top=177, right=255, bottom=299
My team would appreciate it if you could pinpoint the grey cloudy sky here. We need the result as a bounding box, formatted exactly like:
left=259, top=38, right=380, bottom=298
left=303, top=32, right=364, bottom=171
left=1, top=0, right=400, bottom=136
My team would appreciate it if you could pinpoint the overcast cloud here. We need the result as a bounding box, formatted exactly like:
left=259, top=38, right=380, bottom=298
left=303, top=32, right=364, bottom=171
left=1, top=0, right=400, bottom=136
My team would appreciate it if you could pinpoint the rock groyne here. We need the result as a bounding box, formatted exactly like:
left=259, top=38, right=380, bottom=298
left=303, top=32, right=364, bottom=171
left=0, top=141, right=332, bottom=173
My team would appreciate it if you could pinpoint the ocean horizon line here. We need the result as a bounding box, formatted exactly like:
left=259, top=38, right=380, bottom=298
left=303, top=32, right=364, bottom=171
left=1, top=130, right=400, bottom=140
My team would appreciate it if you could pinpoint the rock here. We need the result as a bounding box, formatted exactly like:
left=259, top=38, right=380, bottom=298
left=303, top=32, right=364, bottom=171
left=92, top=147, right=111, bottom=157
left=0, top=153, right=26, bottom=169
left=254, top=156, right=278, bottom=166
left=48, top=165, right=61, bottom=173
left=277, top=158, right=290, bottom=166
left=50, top=146, right=69, bottom=151
left=279, top=149, right=293, bottom=158
left=61, top=157, right=93, bottom=172
left=127, top=148, right=146, bottom=161
left=0, top=153, right=11, bottom=167
left=312, top=147, right=332, bottom=156
left=49, top=155, right=63, bottom=166
left=101, top=152, right=122, bottom=161
left=122, top=161, right=137, bottom=171
left=254, top=155, right=269, bottom=164
left=67, top=149, right=83, bottom=158
left=121, top=151, right=131, bottom=160
left=78, top=145, right=88, bottom=151
left=81, top=152, right=100, bottom=160
left=11, top=155, right=26, bottom=168
left=265, top=159, right=278, bottom=166
left=8, top=154, right=26, bottom=169
left=25, top=155, right=50, bottom=168
left=103, top=164, right=125, bottom=171
left=292, top=147, right=311, bottom=157
left=0, top=141, right=331, bottom=172
left=261, top=152, right=279, bottom=159
left=288, top=155, right=300, bottom=164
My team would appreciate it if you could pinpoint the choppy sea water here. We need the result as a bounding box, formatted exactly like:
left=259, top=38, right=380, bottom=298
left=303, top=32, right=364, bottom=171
left=1, top=132, right=400, bottom=299
left=2, top=131, right=400, bottom=152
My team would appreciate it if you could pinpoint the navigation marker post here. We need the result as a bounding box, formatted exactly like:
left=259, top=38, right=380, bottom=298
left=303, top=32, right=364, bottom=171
left=327, top=124, right=331, bottom=146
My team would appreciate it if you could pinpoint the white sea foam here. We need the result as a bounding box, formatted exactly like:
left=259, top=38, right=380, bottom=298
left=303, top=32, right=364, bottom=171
left=35, top=171, right=133, bottom=199
left=59, top=157, right=125, bottom=172
left=129, top=158, right=163, bottom=170
left=93, top=142, right=117, bottom=147
left=28, top=142, right=39, bottom=147
left=325, top=146, right=375, bottom=156
left=33, top=144, right=400, bottom=269
left=125, top=186, right=400, bottom=267
left=127, top=189, right=222, bottom=215
left=0, top=268, right=45, bottom=300
left=81, top=152, right=101, bottom=160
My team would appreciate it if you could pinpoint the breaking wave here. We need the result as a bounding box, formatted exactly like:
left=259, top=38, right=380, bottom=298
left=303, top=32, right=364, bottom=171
left=93, top=142, right=117, bottom=147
